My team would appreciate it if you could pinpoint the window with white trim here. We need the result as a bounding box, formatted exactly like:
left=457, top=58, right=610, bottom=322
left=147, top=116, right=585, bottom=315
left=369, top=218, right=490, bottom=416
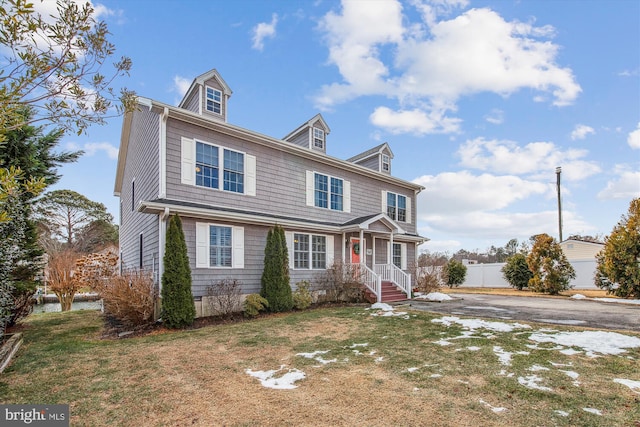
left=196, top=222, right=244, bottom=269
left=313, top=128, right=325, bottom=149
left=382, top=154, right=390, bottom=172
left=209, top=226, right=232, bottom=267
left=386, top=192, right=407, bottom=222
left=293, top=233, right=327, bottom=269
left=206, top=87, right=222, bottom=114
left=392, top=243, right=402, bottom=268
left=314, top=173, right=343, bottom=211
left=194, top=141, right=245, bottom=194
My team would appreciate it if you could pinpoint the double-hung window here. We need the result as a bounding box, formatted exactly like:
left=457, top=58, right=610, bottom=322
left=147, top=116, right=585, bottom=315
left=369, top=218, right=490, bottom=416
left=382, top=154, right=390, bottom=172
left=223, top=149, right=244, bottom=193
left=206, top=87, right=222, bottom=114
left=313, top=128, right=325, bottom=149
left=386, top=192, right=407, bottom=222
left=196, top=142, right=219, bottom=189
left=293, top=233, right=327, bottom=269
left=209, top=226, right=232, bottom=267
left=392, top=243, right=402, bottom=269
left=314, top=173, right=343, bottom=211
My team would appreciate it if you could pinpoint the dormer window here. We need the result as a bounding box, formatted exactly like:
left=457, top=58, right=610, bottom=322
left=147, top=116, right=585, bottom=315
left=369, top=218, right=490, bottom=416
left=382, top=154, right=390, bottom=172
left=206, top=87, right=222, bottom=115
left=313, top=128, right=325, bottom=149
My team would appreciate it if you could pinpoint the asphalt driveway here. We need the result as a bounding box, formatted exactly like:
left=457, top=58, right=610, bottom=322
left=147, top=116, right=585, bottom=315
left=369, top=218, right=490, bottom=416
left=401, top=293, right=639, bottom=332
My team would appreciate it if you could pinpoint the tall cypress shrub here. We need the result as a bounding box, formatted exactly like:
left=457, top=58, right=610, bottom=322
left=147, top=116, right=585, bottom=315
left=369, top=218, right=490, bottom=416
left=161, top=214, right=195, bottom=328
left=260, top=225, right=292, bottom=312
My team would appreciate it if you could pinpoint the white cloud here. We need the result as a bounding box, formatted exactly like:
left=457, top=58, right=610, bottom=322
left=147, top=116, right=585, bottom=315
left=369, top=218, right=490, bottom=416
left=315, top=2, right=581, bottom=135
left=457, top=137, right=601, bottom=181
left=67, top=141, right=119, bottom=160
left=571, top=124, right=595, bottom=140
left=173, top=75, right=191, bottom=98
left=628, top=123, right=640, bottom=149
left=597, top=166, right=640, bottom=200
left=484, top=109, right=504, bottom=125
left=370, top=106, right=461, bottom=135
left=251, top=13, right=278, bottom=51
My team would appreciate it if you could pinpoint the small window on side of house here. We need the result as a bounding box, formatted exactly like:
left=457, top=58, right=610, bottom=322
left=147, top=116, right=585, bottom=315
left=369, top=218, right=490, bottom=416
left=313, top=128, right=325, bottom=149
left=206, top=87, right=222, bottom=115
left=382, top=154, right=390, bottom=172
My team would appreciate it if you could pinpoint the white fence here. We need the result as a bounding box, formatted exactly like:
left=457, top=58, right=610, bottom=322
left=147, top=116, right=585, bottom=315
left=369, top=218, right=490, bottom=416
left=459, top=259, right=599, bottom=290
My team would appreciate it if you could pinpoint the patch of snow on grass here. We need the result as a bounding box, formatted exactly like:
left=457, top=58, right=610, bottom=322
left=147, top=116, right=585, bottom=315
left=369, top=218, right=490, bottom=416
left=518, top=375, right=552, bottom=391
left=582, top=408, right=602, bottom=415
left=246, top=366, right=306, bottom=390
left=528, top=365, right=550, bottom=372
left=529, top=331, right=640, bottom=357
left=493, top=346, right=530, bottom=366
left=479, top=399, right=507, bottom=413
left=613, top=378, right=640, bottom=394
left=466, top=346, right=481, bottom=351
left=407, top=367, right=419, bottom=373
left=432, top=316, right=531, bottom=332
left=430, top=374, right=442, bottom=378
left=371, top=303, right=394, bottom=311
left=414, top=292, right=452, bottom=302
left=554, top=410, right=570, bottom=417
left=570, top=294, right=587, bottom=299
left=433, top=339, right=453, bottom=346
left=593, top=297, right=640, bottom=305
left=296, top=350, right=337, bottom=365
left=349, top=343, right=368, bottom=348
left=560, top=370, right=580, bottom=386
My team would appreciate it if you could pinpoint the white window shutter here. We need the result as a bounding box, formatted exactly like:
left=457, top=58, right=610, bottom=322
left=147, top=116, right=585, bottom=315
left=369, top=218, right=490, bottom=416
left=306, top=171, right=315, bottom=207
left=326, top=235, right=334, bottom=267
left=381, top=190, right=387, bottom=214
left=285, top=231, right=294, bottom=269
left=195, top=222, right=209, bottom=268
left=401, top=243, right=407, bottom=270
left=232, top=226, right=244, bottom=268
left=181, top=137, right=195, bottom=185
left=343, top=181, right=351, bottom=213
left=245, top=154, right=256, bottom=196
left=406, top=197, right=412, bottom=224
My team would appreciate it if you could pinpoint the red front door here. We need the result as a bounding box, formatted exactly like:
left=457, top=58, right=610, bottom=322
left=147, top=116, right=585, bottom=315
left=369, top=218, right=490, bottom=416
left=351, top=238, right=361, bottom=264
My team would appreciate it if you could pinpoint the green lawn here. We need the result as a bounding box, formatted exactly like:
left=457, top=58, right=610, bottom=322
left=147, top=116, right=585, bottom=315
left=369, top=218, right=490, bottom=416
left=1, top=306, right=638, bottom=426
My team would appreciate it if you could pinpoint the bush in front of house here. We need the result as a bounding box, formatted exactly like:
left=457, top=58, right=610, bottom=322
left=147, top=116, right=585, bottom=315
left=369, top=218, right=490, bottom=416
left=206, top=278, right=242, bottom=318
left=161, top=214, right=196, bottom=328
left=292, top=280, right=312, bottom=310
left=443, top=258, right=467, bottom=288
left=260, top=225, right=293, bottom=312
left=243, top=294, right=269, bottom=317
left=527, top=233, right=575, bottom=295
left=501, top=253, right=532, bottom=290
left=316, top=261, right=365, bottom=303
left=100, top=269, right=157, bottom=328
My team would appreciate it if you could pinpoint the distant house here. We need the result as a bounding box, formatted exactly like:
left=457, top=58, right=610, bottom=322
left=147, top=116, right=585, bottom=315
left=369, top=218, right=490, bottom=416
left=114, top=68, right=427, bottom=313
left=560, top=238, right=604, bottom=261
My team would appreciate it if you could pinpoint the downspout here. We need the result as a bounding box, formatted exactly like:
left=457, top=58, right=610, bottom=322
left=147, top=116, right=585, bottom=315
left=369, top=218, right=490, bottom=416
left=342, top=232, right=346, bottom=264
left=158, top=207, right=170, bottom=291
left=159, top=107, right=168, bottom=198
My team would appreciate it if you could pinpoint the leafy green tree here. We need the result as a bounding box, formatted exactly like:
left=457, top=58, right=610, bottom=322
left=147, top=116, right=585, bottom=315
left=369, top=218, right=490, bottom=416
left=443, top=258, right=467, bottom=288
left=0, top=109, right=81, bottom=286
left=161, top=215, right=195, bottom=328
left=0, top=0, right=135, bottom=140
left=260, top=225, right=292, bottom=312
left=527, top=233, right=575, bottom=295
left=35, top=189, right=112, bottom=249
left=501, top=253, right=532, bottom=290
left=595, top=198, right=640, bottom=298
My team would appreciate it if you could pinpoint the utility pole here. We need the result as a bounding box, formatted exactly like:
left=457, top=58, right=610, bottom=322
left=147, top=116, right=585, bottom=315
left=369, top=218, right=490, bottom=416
left=556, top=166, right=563, bottom=242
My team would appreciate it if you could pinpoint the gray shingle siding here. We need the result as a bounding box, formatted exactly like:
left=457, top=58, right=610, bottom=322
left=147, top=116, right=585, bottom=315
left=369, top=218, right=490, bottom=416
left=119, top=108, right=160, bottom=275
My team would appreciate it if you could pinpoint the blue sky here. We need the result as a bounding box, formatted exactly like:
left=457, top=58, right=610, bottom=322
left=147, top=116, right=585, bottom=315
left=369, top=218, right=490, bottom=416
left=47, top=0, right=639, bottom=254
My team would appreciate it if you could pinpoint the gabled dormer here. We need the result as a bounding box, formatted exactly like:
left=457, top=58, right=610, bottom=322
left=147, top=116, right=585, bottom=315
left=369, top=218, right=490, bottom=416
left=347, top=142, right=394, bottom=174
left=178, top=69, right=233, bottom=122
left=283, top=114, right=330, bottom=154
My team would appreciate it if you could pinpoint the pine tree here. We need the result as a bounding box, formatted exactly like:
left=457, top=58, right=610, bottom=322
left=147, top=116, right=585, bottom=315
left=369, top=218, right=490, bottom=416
left=260, top=225, right=292, bottom=312
left=161, top=215, right=195, bottom=328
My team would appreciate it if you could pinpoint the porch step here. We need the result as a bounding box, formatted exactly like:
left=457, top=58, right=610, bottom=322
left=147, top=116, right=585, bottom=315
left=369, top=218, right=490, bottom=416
left=364, top=281, right=408, bottom=303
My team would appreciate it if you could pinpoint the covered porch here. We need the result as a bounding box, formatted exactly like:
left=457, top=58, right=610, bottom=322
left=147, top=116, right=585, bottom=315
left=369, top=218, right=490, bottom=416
left=340, top=214, right=423, bottom=303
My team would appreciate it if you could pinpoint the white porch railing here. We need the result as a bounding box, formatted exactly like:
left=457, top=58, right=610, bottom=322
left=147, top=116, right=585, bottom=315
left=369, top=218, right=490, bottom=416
left=344, top=263, right=382, bottom=302
left=374, top=264, right=412, bottom=298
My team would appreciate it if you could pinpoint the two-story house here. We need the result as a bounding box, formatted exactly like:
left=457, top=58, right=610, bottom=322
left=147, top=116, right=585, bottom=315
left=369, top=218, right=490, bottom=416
left=114, top=68, right=426, bottom=314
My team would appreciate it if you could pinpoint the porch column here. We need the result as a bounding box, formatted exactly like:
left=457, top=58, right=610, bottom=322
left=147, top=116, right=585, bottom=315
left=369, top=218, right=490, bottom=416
left=359, top=229, right=364, bottom=266
left=388, top=232, right=394, bottom=265
left=342, top=232, right=346, bottom=263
